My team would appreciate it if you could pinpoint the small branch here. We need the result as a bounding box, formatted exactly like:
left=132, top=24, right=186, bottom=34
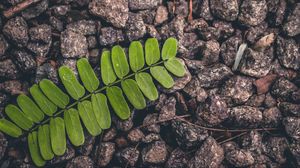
left=3, top=0, right=41, bottom=18
left=188, top=0, right=193, bottom=22
left=137, top=114, right=191, bottom=129
left=218, top=132, right=248, bottom=144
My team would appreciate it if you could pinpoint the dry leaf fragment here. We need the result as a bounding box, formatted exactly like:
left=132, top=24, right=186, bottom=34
left=253, top=33, right=275, bottom=51
left=254, top=74, right=278, bottom=94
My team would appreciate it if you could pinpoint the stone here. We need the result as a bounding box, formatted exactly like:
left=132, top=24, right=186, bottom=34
left=226, top=149, right=255, bottom=167
left=165, top=148, right=188, bottom=168
left=212, top=21, right=235, bottom=40
left=113, top=111, right=134, bottom=131
left=0, top=59, right=19, bottom=79
left=99, top=27, right=125, bottom=46
left=279, top=102, right=300, bottom=117
left=125, top=13, right=146, bottom=41
left=271, top=78, right=298, bottom=102
left=3, top=17, right=28, bottom=47
left=12, top=49, right=36, bottom=74
left=61, top=30, right=88, bottom=58
left=159, top=97, right=176, bottom=121
left=283, top=3, right=300, bottom=36
left=78, top=135, right=95, bottom=156
left=210, top=0, right=239, bottom=21
left=118, top=147, right=139, bottom=167
left=142, top=133, right=161, bottom=143
left=238, top=0, right=268, bottom=26
left=276, top=36, right=300, bottom=70
left=21, top=0, right=48, bottom=19
left=66, top=156, right=94, bottom=168
left=96, top=142, right=115, bottom=167
left=263, top=137, right=288, bottom=164
left=267, top=0, right=286, bottom=26
left=129, top=0, right=160, bottom=10
left=262, top=107, right=282, bottom=127
left=142, top=141, right=168, bottom=165
left=171, top=120, right=208, bottom=149
left=89, top=0, right=129, bottom=28
left=66, top=20, right=97, bottom=35
left=0, top=132, right=7, bottom=160
left=283, top=117, right=300, bottom=141
left=229, top=106, right=263, bottom=128
left=0, top=35, right=9, bottom=59
left=183, top=77, right=207, bottom=102
left=155, top=6, right=168, bottom=25
left=50, top=145, right=75, bottom=164
left=200, top=40, right=220, bottom=65
left=143, top=113, right=160, bottom=133
left=127, top=128, right=145, bottom=143
left=220, top=35, right=243, bottom=67
left=188, top=137, right=224, bottom=168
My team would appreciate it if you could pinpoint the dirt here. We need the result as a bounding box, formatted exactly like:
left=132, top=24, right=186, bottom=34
left=0, top=0, right=300, bottom=167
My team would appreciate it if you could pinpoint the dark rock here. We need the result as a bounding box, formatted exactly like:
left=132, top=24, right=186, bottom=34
left=165, top=148, right=188, bottom=168
left=198, top=27, right=220, bottom=41
left=113, top=111, right=134, bottom=131
left=0, top=35, right=9, bottom=59
left=3, top=17, right=28, bottom=47
left=238, top=0, right=268, bottom=26
left=89, top=49, right=100, bottom=65
left=184, top=18, right=208, bottom=32
left=188, top=137, right=224, bottom=168
left=283, top=3, right=300, bottom=36
left=221, top=76, right=254, bottom=105
left=245, top=94, right=265, bottom=107
left=226, top=149, right=255, bottom=167
left=58, top=59, right=78, bottom=76
left=279, top=102, right=300, bottom=117
left=125, top=13, right=146, bottom=41
left=183, top=77, right=207, bottom=102
left=35, top=63, right=59, bottom=84
left=212, top=21, right=235, bottom=40
left=229, top=106, right=263, bottom=128
left=29, top=24, right=52, bottom=44
left=142, top=141, right=168, bottom=165
left=50, top=5, right=71, bottom=17
left=159, top=16, right=185, bottom=41
left=276, top=37, right=300, bottom=70
left=245, top=22, right=268, bottom=44
left=0, top=92, right=10, bottom=107
left=102, top=127, right=117, bottom=142
left=197, top=63, right=233, bottom=88
left=192, top=0, right=213, bottom=21
left=267, top=0, right=286, bottom=26
left=27, top=42, right=51, bottom=58
left=99, top=27, right=125, bottom=46
left=129, top=0, right=160, bottom=10
left=159, top=97, right=176, bottom=121
left=118, top=147, right=139, bottom=167
left=61, top=30, right=88, bottom=58
left=78, top=135, right=95, bottom=156
left=171, top=120, right=208, bottom=149
left=0, top=132, right=7, bottom=160
left=239, top=48, right=273, bottom=78
left=263, top=137, right=288, bottom=164
left=115, top=136, right=128, bottom=148
left=0, top=59, right=19, bottom=79
left=12, top=50, right=36, bottom=74
left=283, top=117, right=300, bottom=141
left=143, top=113, right=160, bottom=133
left=96, top=142, right=115, bottom=167
left=6, top=0, right=23, bottom=5
left=200, top=40, right=220, bottom=65
left=50, top=145, right=75, bottom=164
left=127, top=128, right=144, bottom=143
left=264, top=93, right=277, bottom=108
left=49, top=16, right=64, bottom=32
left=155, top=6, right=168, bottom=25
left=210, top=0, right=239, bottom=21
left=138, top=9, right=156, bottom=25
left=271, top=78, right=298, bottom=102
left=66, top=156, right=94, bottom=168
left=87, top=36, right=97, bottom=49
left=263, top=107, right=282, bottom=127
left=0, top=80, right=23, bottom=95
left=174, top=92, right=188, bottom=112
left=142, top=133, right=161, bottom=143
left=196, top=95, right=228, bottom=126
left=66, top=20, right=97, bottom=36
left=220, top=35, right=243, bottom=67
left=289, top=141, right=300, bottom=166
left=89, top=0, right=128, bottom=28
left=21, top=0, right=48, bottom=19
left=167, top=0, right=188, bottom=17
left=145, top=25, right=161, bottom=40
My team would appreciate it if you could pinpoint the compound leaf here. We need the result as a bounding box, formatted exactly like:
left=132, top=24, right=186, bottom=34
left=106, top=86, right=130, bottom=120
left=28, top=131, right=46, bottom=167
left=38, top=125, right=54, bottom=160
left=0, top=119, right=22, bottom=138
left=135, top=72, right=158, bottom=101
left=17, top=94, right=44, bottom=123
left=121, top=79, right=146, bottom=110
left=164, top=58, right=185, bottom=77
left=112, top=46, right=129, bottom=79
left=145, top=38, right=160, bottom=66
left=162, top=37, right=177, bottom=60
left=129, top=41, right=144, bottom=72
left=101, top=50, right=117, bottom=85
left=91, top=94, right=111, bottom=129
left=150, top=66, right=174, bottom=89
left=64, top=109, right=84, bottom=146
left=5, top=105, right=33, bottom=131
left=50, top=117, right=66, bottom=156
left=77, top=58, right=100, bottom=92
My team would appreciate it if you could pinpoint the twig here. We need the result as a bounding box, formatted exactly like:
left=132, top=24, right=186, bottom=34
left=3, top=0, right=41, bottom=18
left=125, top=142, right=140, bottom=168
left=137, top=114, right=191, bottom=129
left=218, top=132, right=248, bottom=144
left=188, top=0, right=193, bottom=22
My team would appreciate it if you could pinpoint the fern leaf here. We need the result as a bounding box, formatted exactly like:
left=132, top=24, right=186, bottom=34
left=77, top=58, right=100, bottom=92
left=38, top=124, right=54, bottom=160
left=101, top=50, right=117, bottom=85
left=129, top=41, right=145, bottom=72
left=164, top=58, right=185, bottom=77
left=145, top=38, right=160, bottom=65
left=50, top=117, right=66, bottom=156
left=121, top=79, right=146, bottom=110
left=150, top=66, right=174, bottom=89
left=5, top=105, right=33, bottom=130
left=28, top=131, right=46, bottom=167
left=112, top=45, right=130, bottom=79
left=64, top=109, right=84, bottom=146
left=91, top=94, right=111, bottom=129
left=162, top=37, right=178, bottom=60
left=135, top=72, right=158, bottom=101
left=17, top=94, right=44, bottom=123
left=0, top=119, right=22, bottom=138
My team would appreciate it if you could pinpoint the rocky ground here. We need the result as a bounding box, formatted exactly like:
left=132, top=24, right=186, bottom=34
left=0, top=0, right=300, bottom=167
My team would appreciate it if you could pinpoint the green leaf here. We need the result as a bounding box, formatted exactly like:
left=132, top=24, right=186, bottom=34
left=135, top=72, right=158, bottom=101
left=38, top=125, right=54, bottom=160
left=111, top=45, right=129, bottom=79
left=164, top=58, right=185, bottom=77
left=5, top=105, right=33, bottom=131
left=64, top=109, right=84, bottom=146
left=106, top=86, right=131, bottom=120
left=28, top=131, right=46, bottom=167
left=50, top=117, right=66, bottom=156
left=78, top=101, right=102, bottom=136
left=39, top=79, right=69, bottom=109
left=129, top=41, right=145, bottom=72
left=59, top=66, right=85, bottom=100
left=162, top=37, right=177, bottom=60
left=121, top=79, right=146, bottom=110
left=0, top=119, right=22, bottom=138
left=17, top=94, right=44, bottom=123
left=30, top=84, right=57, bottom=116
left=150, top=66, right=174, bottom=88
left=77, top=58, right=100, bottom=92
left=91, top=94, right=111, bottom=129
left=145, top=38, right=160, bottom=66
left=101, top=50, right=117, bottom=85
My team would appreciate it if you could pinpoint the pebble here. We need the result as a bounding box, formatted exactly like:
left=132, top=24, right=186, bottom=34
left=89, top=0, right=129, bottom=28
left=0, top=93, right=10, bottom=107
left=159, top=96, right=176, bottom=121
left=99, top=27, right=125, bottom=46
left=127, top=128, right=145, bottom=143
left=154, top=6, right=168, bottom=25
left=183, top=77, right=207, bottom=102
left=60, top=30, right=88, bottom=58
left=3, top=17, right=29, bottom=47
left=66, top=20, right=97, bottom=36
left=200, top=40, right=220, bottom=65
left=188, top=137, right=224, bottom=168
left=95, top=142, right=115, bottom=167
left=66, top=156, right=94, bottom=168
left=0, top=133, right=7, bottom=160
left=263, top=137, right=288, bottom=164
left=271, top=77, right=298, bottom=102
left=142, top=141, right=168, bottom=165
left=125, top=13, right=146, bottom=41
left=283, top=3, right=300, bottom=37
left=102, top=127, right=117, bottom=142
left=77, top=135, right=95, bottom=156
left=0, top=80, right=23, bottom=95
left=142, top=133, right=161, bottom=143
left=142, top=113, right=160, bottom=133
left=210, top=0, right=239, bottom=21
left=35, top=63, right=58, bottom=84
left=283, top=117, right=300, bottom=141
left=113, top=111, right=134, bottom=131
left=220, top=35, right=243, bottom=67
left=129, top=0, right=160, bottom=10
left=21, top=0, right=48, bottom=20
left=165, top=148, right=188, bottom=168
left=117, top=147, right=139, bottom=167
left=0, top=59, right=19, bottom=79
left=0, top=35, right=9, bottom=59
left=229, top=106, right=263, bottom=128
left=267, top=0, right=286, bottom=26
left=225, top=149, right=255, bottom=167
left=171, top=120, right=208, bottom=149
left=238, top=0, right=268, bottom=26
left=276, top=36, right=300, bottom=70
left=12, top=49, right=36, bottom=74
left=262, top=107, right=282, bottom=127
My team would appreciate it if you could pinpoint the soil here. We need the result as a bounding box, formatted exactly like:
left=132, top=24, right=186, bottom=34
left=0, top=0, right=300, bottom=167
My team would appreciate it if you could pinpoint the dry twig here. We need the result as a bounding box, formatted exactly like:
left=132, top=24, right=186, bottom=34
left=188, top=0, right=193, bottom=22
left=3, top=0, right=41, bottom=18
